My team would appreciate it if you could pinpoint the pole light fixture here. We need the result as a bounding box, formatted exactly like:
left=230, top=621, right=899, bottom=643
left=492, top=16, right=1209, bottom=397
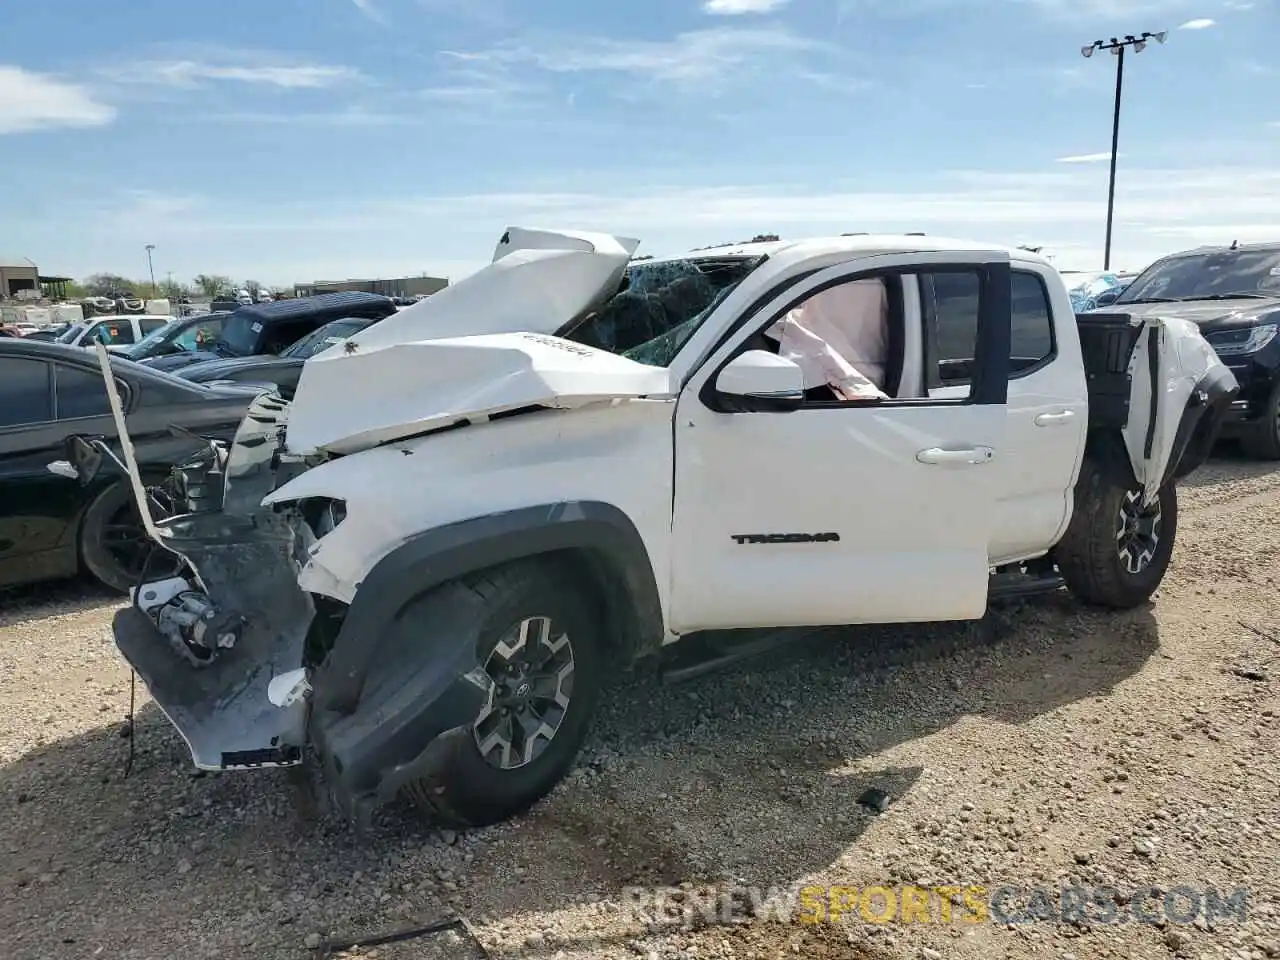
left=1080, top=31, right=1168, bottom=270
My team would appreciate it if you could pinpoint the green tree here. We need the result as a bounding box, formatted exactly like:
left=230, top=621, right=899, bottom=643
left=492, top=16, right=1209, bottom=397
left=83, top=273, right=142, bottom=296
left=193, top=274, right=231, bottom=298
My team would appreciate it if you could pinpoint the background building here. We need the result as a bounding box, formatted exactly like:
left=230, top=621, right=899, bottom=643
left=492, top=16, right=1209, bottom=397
left=293, top=274, right=449, bottom=299
left=0, top=256, right=40, bottom=298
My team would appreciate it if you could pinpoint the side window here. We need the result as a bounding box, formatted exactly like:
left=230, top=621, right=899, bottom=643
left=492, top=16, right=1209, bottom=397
left=91, top=321, right=136, bottom=346
left=922, top=269, right=1055, bottom=386
left=0, top=358, right=53, bottom=427
left=54, top=364, right=118, bottom=420
left=921, top=270, right=982, bottom=389
left=755, top=276, right=898, bottom=403
left=1010, top=271, right=1055, bottom=373
left=140, top=317, right=169, bottom=335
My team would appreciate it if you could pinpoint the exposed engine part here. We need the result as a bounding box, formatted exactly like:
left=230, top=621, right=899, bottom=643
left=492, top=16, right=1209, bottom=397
left=155, top=591, right=245, bottom=667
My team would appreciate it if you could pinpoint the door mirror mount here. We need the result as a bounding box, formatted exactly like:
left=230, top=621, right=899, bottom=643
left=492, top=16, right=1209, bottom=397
left=712, top=349, right=806, bottom=412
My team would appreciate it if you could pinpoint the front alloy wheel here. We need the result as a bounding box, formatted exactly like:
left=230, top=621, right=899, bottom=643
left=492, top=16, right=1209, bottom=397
left=1116, top=488, right=1162, bottom=575
left=472, top=615, right=576, bottom=770
left=402, top=559, right=605, bottom=828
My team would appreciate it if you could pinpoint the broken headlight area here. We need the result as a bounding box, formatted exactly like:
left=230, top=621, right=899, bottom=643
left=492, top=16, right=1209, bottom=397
left=295, top=496, right=347, bottom=540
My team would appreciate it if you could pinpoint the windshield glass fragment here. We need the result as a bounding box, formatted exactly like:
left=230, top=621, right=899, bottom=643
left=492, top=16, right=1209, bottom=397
left=562, top=255, right=764, bottom=368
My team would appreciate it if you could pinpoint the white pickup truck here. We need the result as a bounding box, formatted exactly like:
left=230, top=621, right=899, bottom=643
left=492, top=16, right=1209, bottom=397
left=71, top=228, right=1238, bottom=831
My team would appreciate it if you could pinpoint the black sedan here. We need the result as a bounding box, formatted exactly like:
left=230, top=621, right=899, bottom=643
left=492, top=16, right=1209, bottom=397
left=0, top=339, right=262, bottom=593
left=178, top=317, right=376, bottom=397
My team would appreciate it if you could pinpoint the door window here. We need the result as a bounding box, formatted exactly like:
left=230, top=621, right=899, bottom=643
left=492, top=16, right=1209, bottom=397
left=89, top=321, right=137, bottom=346
left=748, top=275, right=900, bottom=403
left=1008, top=272, right=1056, bottom=373
left=0, top=358, right=53, bottom=427
left=922, top=269, right=1055, bottom=386
left=140, top=317, right=170, bottom=335
left=54, top=364, right=119, bottom=420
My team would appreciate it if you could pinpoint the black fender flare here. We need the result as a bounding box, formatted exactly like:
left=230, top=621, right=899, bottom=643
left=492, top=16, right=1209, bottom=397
left=1163, top=365, right=1240, bottom=484
left=311, top=500, right=665, bottom=714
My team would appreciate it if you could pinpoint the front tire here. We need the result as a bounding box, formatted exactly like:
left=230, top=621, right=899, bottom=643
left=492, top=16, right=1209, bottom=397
left=1054, top=457, right=1177, bottom=609
left=404, top=559, right=606, bottom=828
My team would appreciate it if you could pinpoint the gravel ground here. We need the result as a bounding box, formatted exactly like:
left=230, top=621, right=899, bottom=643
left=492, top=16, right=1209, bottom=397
left=2, top=450, right=1279, bottom=960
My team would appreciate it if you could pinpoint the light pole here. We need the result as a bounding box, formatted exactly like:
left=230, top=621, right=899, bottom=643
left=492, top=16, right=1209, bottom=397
left=1081, top=31, right=1167, bottom=271
left=144, top=244, right=157, bottom=294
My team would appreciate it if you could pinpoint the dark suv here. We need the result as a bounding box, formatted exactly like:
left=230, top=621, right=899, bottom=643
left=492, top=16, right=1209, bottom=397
left=1099, top=242, right=1280, bottom=459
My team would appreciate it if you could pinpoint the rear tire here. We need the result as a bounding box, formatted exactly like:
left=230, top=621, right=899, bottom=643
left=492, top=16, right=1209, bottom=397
left=403, top=559, right=606, bottom=828
left=79, top=481, right=181, bottom=593
left=1054, top=457, right=1177, bottom=610
left=1239, top=382, right=1280, bottom=460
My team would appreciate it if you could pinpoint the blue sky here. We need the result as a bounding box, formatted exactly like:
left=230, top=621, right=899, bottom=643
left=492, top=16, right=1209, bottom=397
left=2, top=0, right=1277, bottom=287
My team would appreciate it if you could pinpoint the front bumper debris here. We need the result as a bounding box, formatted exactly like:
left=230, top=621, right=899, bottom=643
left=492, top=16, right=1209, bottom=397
left=114, top=515, right=315, bottom=769
left=79, top=381, right=489, bottom=827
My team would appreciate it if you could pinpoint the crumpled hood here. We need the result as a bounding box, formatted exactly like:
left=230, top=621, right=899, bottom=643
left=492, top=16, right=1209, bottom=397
left=1109, top=298, right=1280, bottom=333
left=284, top=227, right=647, bottom=456
left=285, top=332, right=673, bottom=456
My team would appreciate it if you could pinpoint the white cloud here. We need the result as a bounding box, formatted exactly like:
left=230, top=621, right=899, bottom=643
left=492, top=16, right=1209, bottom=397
left=1178, top=17, right=1216, bottom=28
left=42, top=163, right=1280, bottom=281
left=704, top=0, right=791, bottom=14
left=351, top=0, right=388, bottom=22
left=0, top=65, right=115, bottom=134
left=456, top=27, right=818, bottom=83
left=1056, top=152, right=1121, bottom=163
left=103, top=59, right=361, bottom=89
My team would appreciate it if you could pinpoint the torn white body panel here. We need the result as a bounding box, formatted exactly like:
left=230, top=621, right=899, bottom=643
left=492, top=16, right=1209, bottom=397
left=334, top=228, right=637, bottom=353
left=284, top=332, right=675, bottom=456
left=263, top=398, right=678, bottom=616
left=1122, top=315, right=1233, bottom=504
left=283, top=228, right=649, bottom=456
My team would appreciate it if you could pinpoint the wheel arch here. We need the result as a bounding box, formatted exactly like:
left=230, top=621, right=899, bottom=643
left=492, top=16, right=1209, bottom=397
left=311, top=500, right=665, bottom=716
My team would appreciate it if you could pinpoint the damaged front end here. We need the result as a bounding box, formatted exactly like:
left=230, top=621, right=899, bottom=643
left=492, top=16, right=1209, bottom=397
left=71, top=346, right=487, bottom=828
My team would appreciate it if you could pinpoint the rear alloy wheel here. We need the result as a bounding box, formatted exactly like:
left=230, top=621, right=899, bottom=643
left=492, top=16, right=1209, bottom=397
left=1116, top=488, right=1162, bottom=575
left=1055, top=456, right=1178, bottom=610
left=404, top=560, right=604, bottom=828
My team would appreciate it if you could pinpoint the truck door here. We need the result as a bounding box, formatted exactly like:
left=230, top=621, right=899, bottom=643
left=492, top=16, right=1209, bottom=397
left=668, top=251, right=1012, bottom=634
left=923, top=264, right=1088, bottom=563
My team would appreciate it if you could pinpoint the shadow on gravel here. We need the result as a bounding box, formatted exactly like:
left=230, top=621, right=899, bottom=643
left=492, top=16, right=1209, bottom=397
left=0, top=594, right=1159, bottom=960
left=0, top=576, right=121, bottom=626
left=1179, top=445, right=1280, bottom=489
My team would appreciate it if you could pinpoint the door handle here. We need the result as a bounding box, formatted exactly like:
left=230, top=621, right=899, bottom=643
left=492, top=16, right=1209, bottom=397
left=916, top=446, right=994, bottom=465
left=1034, top=410, right=1076, bottom=427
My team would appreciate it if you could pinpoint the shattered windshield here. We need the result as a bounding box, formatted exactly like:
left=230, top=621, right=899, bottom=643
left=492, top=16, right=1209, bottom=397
left=562, top=255, right=764, bottom=367
left=1118, top=248, right=1280, bottom=303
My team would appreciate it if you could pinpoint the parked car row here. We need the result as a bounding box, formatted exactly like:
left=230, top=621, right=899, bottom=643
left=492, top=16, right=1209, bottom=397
left=0, top=291, right=399, bottom=593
